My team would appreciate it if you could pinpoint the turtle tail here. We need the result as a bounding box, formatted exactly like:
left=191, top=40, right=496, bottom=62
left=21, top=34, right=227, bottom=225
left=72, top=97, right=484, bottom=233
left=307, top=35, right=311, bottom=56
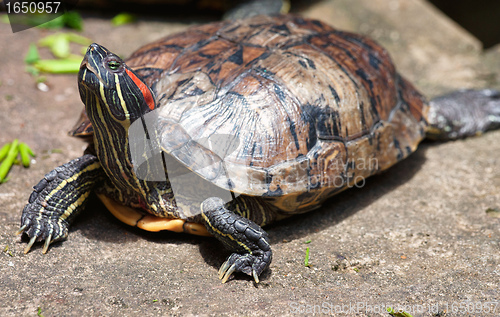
left=426, top=89, right=500, bottom=140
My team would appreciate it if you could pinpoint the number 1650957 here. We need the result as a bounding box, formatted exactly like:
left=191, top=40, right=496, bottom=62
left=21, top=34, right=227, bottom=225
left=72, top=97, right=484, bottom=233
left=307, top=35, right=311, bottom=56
left=6, top=1, right=61, bottom=14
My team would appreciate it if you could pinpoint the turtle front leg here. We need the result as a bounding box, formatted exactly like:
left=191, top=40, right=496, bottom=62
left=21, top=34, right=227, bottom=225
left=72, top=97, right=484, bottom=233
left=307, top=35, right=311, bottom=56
left=17, top=154, right=102, bottom=253
left=201, top=197, right=272, bottom=283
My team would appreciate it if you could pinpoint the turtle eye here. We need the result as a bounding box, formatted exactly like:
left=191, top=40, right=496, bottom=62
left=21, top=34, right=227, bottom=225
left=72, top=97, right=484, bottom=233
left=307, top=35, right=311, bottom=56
left=107, top=60, right=121, bottom=71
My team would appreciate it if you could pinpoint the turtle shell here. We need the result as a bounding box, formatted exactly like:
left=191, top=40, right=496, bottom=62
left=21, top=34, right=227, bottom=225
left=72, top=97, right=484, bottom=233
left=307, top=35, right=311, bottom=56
left=75, top=15, right=429, bottom=213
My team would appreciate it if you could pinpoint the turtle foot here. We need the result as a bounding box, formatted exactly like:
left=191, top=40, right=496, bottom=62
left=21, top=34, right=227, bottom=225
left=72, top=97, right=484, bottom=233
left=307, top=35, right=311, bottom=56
left=17, top=176, right=70, bottom=253
left=201, top=197, right=272, bottom=283
left=17, top=214, right=68, bottom=254
left=218, top=251, right=271, bottom=283
left=17, top=154, right=101, bottom=254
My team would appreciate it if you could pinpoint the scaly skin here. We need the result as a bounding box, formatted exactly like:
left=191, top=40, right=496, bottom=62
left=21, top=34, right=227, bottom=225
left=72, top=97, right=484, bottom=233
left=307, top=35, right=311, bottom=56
left=18, top=154, right=103, bottom=253
left=201, top=197, right=272, bottom=283
left=427, top=89, right=500, bottom=140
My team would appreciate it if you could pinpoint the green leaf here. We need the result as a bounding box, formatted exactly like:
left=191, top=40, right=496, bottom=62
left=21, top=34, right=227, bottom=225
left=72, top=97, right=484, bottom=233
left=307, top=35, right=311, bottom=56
left=3, top=245, right=13, bottom=257
left=304, top=247, right=310, bottom=267
left=386, top=307, right=414, bottom=317
left=25, top=43, right=41, bottom=65
left=66, top=33, right=92, bottom=46
left=37, top=15, right=65, bottom=29
left=39, top=33, right=92, bottom=58
left=62, top=11, right=83, bottom=31
left=34, top=58, right=82, bottom=74
left=0, top=143, right=11, bottom=162
left=51, top=34, right=71, bottom=58
left=111, top=13, right=137, bottom=26
left=39, top=33, right=58, bottom=47
left=304, top=240, right=311, bottom=244
left=0, top=139, right=19, bottom=183
left=19, top=142, right=35, bottom=168
left=35, top=12, right=83, bottom=30
left=39, top=33, right=71, bottom=58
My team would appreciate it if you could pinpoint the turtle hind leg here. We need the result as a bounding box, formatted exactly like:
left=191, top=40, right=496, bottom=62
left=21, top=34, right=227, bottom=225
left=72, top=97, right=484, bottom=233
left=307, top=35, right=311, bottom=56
left=427, top=89, right=500, bottom=140
left=201, top=197, right=272, bottom=283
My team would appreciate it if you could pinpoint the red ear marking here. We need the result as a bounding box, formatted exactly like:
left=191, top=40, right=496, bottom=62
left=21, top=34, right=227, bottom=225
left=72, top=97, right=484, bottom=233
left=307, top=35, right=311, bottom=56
left=125, top=68, right=155, bottom=110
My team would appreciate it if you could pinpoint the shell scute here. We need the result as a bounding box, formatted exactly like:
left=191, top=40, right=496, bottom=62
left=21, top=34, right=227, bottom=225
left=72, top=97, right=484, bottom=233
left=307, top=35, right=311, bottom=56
left=120, top=15, right=429, bottom=210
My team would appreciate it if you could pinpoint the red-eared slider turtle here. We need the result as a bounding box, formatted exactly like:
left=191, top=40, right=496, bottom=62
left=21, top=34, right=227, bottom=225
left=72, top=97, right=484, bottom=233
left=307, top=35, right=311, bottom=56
left=18, top=15, right=500, bottom=283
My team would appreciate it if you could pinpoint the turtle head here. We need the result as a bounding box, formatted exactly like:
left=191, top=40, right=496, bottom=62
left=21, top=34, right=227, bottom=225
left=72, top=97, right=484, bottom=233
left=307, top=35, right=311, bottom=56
left=78, top=43, right=160, bottom=191
left=78, top=43, right=156, bottom=127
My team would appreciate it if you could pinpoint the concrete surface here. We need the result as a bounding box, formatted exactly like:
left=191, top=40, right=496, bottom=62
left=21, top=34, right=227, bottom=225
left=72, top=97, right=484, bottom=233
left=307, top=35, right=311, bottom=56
left=1, top=0, right=499, bottom=316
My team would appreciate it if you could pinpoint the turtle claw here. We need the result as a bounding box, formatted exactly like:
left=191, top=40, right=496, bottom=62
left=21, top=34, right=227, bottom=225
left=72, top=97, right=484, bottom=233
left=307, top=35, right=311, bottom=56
left=15, top=225, right=27, bottom=236
left=220, top=262, right=237, bottom=283
left=24, top=236, right=37, bottom=254
left=42, top=234, right=52, bottom=254
left=252, top=270, right=260, bottom=284
left=218, top=259, right=232, bottom=279
left=18, top=212, right=68, bottom=254
left=217, top=252, right=270, bottom=283
left=218, top=259, right=260, bottom=283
